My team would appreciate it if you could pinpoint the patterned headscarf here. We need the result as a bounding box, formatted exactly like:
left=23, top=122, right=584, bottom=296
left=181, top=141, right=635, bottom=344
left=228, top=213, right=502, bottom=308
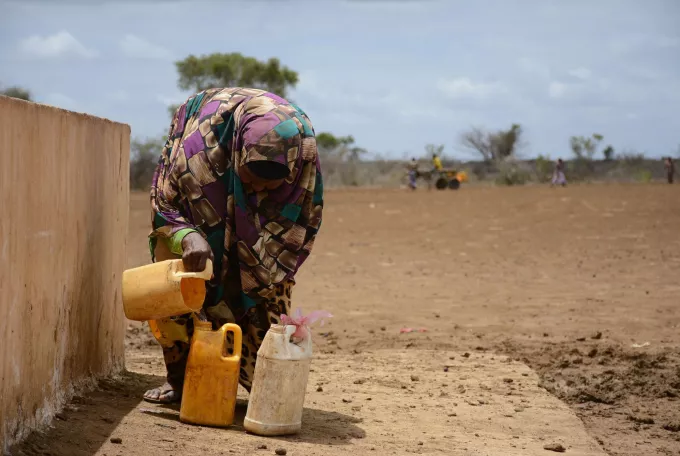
left=150, top=88, right=323, bottom=318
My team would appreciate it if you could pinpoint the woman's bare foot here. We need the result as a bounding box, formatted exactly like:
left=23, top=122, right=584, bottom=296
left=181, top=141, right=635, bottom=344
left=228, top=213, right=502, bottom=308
left=143, top=382, right=181, bottom=404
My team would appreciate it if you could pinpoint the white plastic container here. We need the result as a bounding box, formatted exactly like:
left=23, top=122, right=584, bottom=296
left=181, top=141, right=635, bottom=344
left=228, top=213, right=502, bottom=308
left=244, top=324, right=313, bottom=436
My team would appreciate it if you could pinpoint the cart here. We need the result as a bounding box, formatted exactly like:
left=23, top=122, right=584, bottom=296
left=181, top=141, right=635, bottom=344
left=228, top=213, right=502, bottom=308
left=433, top=168, right=468, bottom=190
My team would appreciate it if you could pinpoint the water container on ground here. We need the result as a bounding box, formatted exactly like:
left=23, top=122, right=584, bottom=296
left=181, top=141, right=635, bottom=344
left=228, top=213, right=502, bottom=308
left=179, top=319, right=242, bottom=427
left=244, top=324, right=313, bottom=436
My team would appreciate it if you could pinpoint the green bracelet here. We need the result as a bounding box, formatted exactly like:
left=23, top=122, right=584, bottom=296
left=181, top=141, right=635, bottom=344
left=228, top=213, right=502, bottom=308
left=168, top=228, right=198, bottom=255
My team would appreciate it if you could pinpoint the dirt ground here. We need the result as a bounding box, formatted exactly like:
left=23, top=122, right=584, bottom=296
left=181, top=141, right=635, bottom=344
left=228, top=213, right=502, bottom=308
left=11, top=184, right=680, bottom=456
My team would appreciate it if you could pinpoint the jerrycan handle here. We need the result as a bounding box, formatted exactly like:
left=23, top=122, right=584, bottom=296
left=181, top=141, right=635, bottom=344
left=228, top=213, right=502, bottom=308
left=286, top=324, right=312, bottom=352
left=173, top=259, right=213, bottom=281
left=219, top=323, right=242, bottom=361
left=285, top=325, right=297, bottom=341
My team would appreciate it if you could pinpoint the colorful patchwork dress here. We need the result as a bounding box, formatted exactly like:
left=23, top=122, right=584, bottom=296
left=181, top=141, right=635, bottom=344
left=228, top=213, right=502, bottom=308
left=149, top=88, right=323, bottom=391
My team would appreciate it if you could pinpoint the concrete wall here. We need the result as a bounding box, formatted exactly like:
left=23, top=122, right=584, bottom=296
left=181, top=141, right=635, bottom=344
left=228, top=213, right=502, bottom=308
left=0, top=96, right=130, bottom=449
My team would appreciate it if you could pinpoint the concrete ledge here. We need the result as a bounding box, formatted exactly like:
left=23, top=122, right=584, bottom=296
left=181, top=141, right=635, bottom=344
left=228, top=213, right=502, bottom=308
left=18, top=348, right=607, bottom=455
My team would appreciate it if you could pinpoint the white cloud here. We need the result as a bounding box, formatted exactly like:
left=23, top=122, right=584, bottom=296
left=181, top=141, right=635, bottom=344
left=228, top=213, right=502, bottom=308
left=18, top=31, right=98, bottom=59
left=119, top=34, right=172, bottom=60
left=436, top=77, right=504, bottom=99
left=548, top=76, right=616, bottom=102
left=568, top=67, right=592, bottom=80
left=548, top=81, right=567, bottom=99
left=295, top=71, right=400, bottom=110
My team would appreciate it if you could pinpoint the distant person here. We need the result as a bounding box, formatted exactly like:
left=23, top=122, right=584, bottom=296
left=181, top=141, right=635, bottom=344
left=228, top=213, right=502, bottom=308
left=143, top=88, right=323, bottom=403
left=551, top=158, right=567, bottom=187
left=665, top=157, right=674, bottom=184
left=432, top=153, right=443, bottom=172
left=407, top=157, right=418, bottom=190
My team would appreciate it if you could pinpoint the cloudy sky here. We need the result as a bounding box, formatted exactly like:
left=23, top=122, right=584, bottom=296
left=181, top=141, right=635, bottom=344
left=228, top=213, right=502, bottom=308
left=1, top=0, right=678, bottom=159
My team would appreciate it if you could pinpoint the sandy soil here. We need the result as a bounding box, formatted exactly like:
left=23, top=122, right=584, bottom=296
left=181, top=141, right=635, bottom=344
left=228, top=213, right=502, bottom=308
left=11, top=184, right=680, bottom=456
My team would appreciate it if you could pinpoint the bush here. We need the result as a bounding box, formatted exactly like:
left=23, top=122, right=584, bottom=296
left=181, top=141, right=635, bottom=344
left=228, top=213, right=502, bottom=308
left=620, top=151, right=645, bottom=168
left=534, top=155, right=553, bottom=183
left=472, top=162, right=488, bottom=180
left=636, top=169, right=653, bottom=183
left=130, top=138, right=163, bottom=190
left=1, top=86, right=31, bottom=101
left=567, top=158, right=595, bottom=181
left=495, top=161, right=531, bottom=186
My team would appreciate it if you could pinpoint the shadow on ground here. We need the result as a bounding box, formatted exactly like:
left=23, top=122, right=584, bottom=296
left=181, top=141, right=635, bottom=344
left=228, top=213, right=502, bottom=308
left=11, top=371, right=364, bottom=455
left=143, top=398, right=365, bottom=445
left=9, top=371, right=158, bottom=456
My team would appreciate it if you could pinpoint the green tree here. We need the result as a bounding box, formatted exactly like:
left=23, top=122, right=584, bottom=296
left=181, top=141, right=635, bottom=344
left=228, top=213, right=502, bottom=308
left=460, top=123, right=523, bottom=163
left=316, top=133, right=366, bottom=162
left=570, top=136, right=584, bottom=159
left=570, top=133, right=603, bottom=161
left=492, top=123, right=522, bottom=160
left=314, top=132, right=367, bottom=186
left=130, top=137, right=164, bottom=190
left=603, top=145, right=615, bottom=161
left=316, top=132, right=352, bottom=153
left=1, top=86, right=31, bottom=101
left=569, top=133, right=603, bottom=180
left=175, top=53, right=299, bottom=98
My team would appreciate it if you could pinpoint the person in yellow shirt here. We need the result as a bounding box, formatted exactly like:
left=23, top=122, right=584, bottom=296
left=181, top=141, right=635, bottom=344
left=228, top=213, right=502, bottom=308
left=432, top=153, right=443, bottom=172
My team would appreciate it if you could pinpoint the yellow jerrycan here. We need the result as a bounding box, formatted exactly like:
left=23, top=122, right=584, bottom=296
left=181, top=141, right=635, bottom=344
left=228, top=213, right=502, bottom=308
left=180, top=319, right=242, bottom=427
left=122, top=259, right=213, bottom=321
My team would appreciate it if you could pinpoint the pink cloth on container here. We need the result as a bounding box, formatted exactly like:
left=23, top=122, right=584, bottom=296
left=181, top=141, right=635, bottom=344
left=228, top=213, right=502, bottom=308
left=280, top=308, right=333, bottom=341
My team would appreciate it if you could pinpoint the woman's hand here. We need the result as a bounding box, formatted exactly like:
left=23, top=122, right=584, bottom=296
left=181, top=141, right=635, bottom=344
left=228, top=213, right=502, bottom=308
left=181, top=232, right=214, bottom=272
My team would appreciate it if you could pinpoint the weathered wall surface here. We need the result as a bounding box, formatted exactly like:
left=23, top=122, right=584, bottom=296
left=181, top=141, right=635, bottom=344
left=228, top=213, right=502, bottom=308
left=0, top=96, right=130, bottom=449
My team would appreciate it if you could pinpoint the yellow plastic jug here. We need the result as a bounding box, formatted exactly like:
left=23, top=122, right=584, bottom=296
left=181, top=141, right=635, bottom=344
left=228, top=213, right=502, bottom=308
left=180, top=320, right=242, bottom=427
left=122, top=259, right=213, bottom=321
